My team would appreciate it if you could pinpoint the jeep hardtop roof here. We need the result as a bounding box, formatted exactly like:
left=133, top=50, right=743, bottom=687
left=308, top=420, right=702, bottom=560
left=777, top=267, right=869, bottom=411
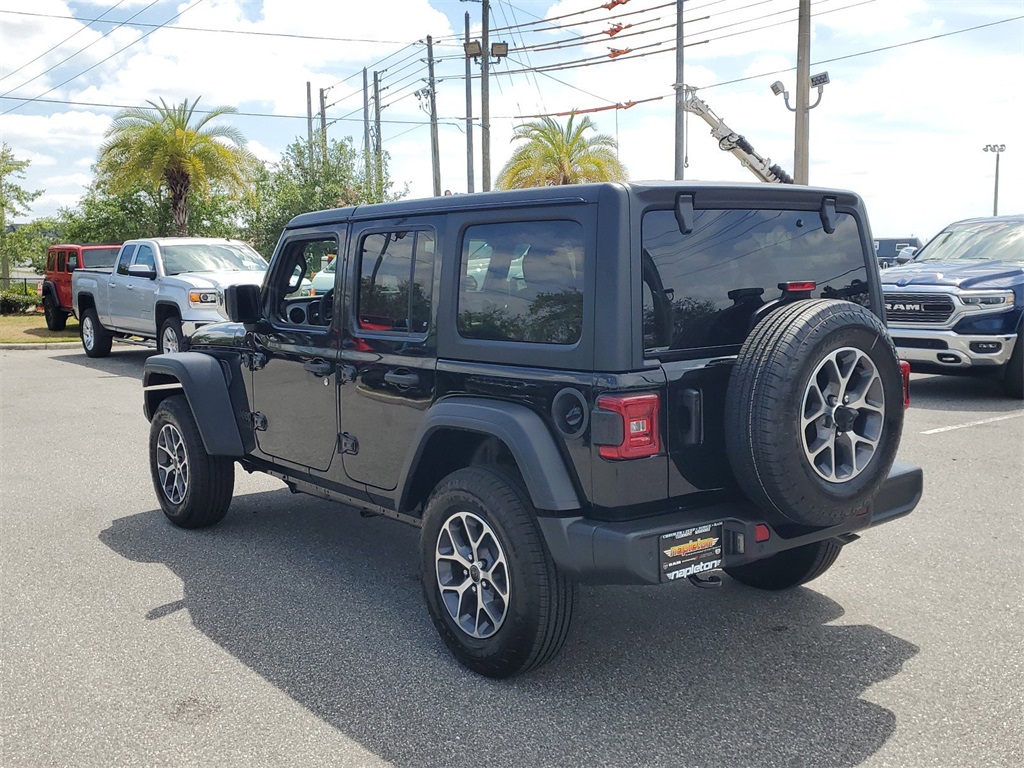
left=285, top=181, right=866, bottom=230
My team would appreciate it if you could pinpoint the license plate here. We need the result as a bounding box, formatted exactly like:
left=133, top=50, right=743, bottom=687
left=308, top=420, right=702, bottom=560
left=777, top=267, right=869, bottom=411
left=659, top=522, right=724, bottom=582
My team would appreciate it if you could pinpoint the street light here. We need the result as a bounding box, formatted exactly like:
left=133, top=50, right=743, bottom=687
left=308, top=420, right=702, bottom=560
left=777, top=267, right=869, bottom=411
left=983, top=144, right=1006, bottom=216
left=770, top=71, right=829, bottom=112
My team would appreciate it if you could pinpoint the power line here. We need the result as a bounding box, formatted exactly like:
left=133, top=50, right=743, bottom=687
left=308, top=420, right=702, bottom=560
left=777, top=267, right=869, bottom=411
left=0, top=0, right=133, bottom=84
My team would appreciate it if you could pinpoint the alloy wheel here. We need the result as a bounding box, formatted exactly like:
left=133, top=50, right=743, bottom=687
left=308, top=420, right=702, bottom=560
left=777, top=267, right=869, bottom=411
left=435, top=511, right=511, bottom=638
left=801, top=347, right=885, bottom=482
left=155, top=422, right=189, bottom=504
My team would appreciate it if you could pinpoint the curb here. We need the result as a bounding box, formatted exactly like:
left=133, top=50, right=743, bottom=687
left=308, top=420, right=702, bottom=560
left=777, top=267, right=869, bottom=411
left=0, top=342, right=82, bottom=350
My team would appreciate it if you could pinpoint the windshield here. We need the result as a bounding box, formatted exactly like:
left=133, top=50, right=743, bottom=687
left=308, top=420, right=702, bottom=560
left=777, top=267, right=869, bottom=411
left=161, top=242, right=268, bottom=275
left=915, top=220, right=1024, bottom=264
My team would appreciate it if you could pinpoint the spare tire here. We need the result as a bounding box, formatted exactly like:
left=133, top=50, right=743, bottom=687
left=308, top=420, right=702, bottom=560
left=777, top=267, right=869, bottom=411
left=725, top=299, right=904, bottom=528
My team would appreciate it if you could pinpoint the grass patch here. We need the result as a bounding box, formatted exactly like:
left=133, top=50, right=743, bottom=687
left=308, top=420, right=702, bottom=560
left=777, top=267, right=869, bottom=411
left=0, top=312, right=81, bottom=344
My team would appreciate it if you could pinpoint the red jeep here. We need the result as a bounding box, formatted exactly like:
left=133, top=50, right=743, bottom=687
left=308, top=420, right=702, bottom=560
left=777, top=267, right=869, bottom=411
left=37, top=244, right=120, bottom=330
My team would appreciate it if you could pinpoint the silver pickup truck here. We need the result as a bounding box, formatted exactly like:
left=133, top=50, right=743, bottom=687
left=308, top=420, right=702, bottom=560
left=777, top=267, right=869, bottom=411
left=72, top=237, right=268, bottom=357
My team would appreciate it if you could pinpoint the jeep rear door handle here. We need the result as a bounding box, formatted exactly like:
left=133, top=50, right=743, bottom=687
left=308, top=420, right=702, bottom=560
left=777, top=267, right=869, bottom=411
left=304, top=359, right=332, bottom=376
left=384, top=370, right=419, bottom=387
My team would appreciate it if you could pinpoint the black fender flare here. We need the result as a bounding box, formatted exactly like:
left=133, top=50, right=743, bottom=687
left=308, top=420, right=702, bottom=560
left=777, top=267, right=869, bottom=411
left=143, top=352, right=247, bottom=456
left=398, top=398, right=581, bottom=512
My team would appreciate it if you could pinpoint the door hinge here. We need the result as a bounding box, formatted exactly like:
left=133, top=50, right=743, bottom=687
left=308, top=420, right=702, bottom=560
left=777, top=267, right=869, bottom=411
left=337, top=432, right=359, bottom=455
left=243, top=352, right=267, bottom=371
left=251, top=411, right=268, bottom=431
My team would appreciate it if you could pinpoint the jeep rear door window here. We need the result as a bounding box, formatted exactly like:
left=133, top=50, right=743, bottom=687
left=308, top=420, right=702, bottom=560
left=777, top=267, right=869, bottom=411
left=641, top=209, right=869, bottom=355
left=457, top=220, right=584, bottom=344
left=357, top=230, right=435, bottom=334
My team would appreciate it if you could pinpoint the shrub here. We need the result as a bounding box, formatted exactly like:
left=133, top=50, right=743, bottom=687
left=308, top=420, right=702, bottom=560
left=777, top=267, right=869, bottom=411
left=0, top=291, right=40, bottom=314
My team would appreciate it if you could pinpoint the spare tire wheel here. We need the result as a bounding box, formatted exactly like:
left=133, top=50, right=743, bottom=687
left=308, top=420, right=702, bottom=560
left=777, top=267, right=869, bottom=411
left=725, top=299, right=904, bottom=528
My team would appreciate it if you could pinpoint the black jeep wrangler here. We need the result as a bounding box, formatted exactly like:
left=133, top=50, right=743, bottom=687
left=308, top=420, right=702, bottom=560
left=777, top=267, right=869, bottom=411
left=142, top=182, right=922, bottom=678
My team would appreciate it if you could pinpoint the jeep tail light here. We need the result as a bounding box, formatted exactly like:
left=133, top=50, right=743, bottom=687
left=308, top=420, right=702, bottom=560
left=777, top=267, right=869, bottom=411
left=754, top=524, right=771, bottom=543
left=900, top=360, right=911, bottom=409
left=597, top=393, right=661, bottom=460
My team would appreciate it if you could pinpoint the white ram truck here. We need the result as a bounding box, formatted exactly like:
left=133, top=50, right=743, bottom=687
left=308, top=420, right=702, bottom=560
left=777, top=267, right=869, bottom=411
left=72, top=237, right=268, bottom=357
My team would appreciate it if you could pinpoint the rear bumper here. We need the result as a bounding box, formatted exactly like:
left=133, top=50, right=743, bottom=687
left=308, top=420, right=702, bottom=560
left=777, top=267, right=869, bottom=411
left=537, top=461, right=923, bottom=585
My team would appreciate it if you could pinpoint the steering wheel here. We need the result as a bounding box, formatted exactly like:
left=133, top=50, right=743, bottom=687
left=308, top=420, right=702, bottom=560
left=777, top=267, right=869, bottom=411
left=317, top=290, right=334, bottom=325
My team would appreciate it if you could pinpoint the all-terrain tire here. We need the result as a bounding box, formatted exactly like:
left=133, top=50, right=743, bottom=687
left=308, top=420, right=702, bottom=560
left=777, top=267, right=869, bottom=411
left=158, top=317, right=189, bottom=354
left=43, top=294, right=68, bottom=331
left=725, top=539, right=843, bottom=590
left=725, top=299, right=905, bottom=527
left=1002, top=324, right=1023, bottom=400
left=419, top=466, right=576, bottom=678
left=149, top=395, right=234, bottom=528
left=80, top=307, right=113, bottom=358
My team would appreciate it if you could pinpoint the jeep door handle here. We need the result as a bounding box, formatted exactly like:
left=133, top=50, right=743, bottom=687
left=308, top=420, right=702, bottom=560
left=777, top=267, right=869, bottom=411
left=384, top=370, right=419, bottom=387
left=304, top=360, right=332, bottom=376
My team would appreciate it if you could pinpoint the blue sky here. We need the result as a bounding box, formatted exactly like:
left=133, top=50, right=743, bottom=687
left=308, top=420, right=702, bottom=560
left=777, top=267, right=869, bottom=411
left=1, top=0, right=1022, bottom=242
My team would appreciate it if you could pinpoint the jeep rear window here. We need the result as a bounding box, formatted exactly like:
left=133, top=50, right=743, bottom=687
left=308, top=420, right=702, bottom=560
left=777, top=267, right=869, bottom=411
left=357, top=230, right=435, bottom=334
left=641, top=209, right=869, bottom=356
left=81, top=247, right=119, bottom=269
left=457, top=220, right=584, bottom=345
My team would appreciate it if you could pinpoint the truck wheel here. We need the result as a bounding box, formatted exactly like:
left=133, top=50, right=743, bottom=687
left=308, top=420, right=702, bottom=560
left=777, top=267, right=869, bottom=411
left=725, top=300, right=905, bottom=528
left=43, top=294, right=68, bottom=331
left=725, top=540, right=842, bottom=590
left=81, top=307, right=113, bottom=358
left=419, top=466, right=576, bottom=678
left=1002, top=326, right=1023, bottom=399
left=158, top=317, right=189, bottom=354
left=149, top=395, right=234, bottom=528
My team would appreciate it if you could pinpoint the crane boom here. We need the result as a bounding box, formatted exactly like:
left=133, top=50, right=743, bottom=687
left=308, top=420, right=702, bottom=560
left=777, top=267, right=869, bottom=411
left=680, top=86, right=794, bottom=184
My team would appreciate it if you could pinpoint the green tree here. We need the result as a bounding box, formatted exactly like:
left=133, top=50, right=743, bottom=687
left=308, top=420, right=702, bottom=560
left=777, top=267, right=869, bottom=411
left=98, top=97, right=257, bottom=236
left=7, top=218, right=61, bottom=274
left=244, top=132, right=400, bottom=257
left=0, top=143, right=43, bottom=282
left=495, top=113, right=627, bottom=189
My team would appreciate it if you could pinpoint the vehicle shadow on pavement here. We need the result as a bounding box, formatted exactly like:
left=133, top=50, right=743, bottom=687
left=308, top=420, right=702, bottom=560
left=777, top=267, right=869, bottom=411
left=51, top=349, right=155, bottom=379
left=908, top=373, right=1023, bottom=412
left=100, top=491, right=918, bottom=768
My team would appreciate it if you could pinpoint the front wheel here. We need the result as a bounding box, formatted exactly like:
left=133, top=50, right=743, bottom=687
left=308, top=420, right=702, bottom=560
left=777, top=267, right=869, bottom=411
left=43, top=294, right=68, bottom=331
left=724, top=540, right=843, bottom=590
left=158, top=317, right=188, bottom=354
left=149, top=395, right=234, bottom=528
left=419, top=466, right=576, bottom=678
left=80, top=307, right=113, bottom=358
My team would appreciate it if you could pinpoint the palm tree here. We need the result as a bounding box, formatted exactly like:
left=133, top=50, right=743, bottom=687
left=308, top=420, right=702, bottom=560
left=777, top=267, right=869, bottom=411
left=99, top=97, right=257, bottom=236
left=495, top=113, right=627, bottom=189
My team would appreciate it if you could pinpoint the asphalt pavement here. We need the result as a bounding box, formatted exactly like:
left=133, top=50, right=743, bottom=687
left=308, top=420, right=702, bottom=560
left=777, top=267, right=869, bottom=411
left=1, top=347, right=1021, bottom=768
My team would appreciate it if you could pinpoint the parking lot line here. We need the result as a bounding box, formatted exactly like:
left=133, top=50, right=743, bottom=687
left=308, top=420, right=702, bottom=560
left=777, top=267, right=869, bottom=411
left=921, top=412, right=1024, bottom=435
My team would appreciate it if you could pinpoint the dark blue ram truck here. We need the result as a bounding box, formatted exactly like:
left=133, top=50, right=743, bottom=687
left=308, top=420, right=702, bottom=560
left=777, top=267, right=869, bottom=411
left=881, top=215, right=1024, bottom=399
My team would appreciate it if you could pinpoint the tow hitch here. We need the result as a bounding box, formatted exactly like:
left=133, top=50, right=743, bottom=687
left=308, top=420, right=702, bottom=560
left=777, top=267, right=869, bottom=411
left=688, top=572, right=722, bottom=589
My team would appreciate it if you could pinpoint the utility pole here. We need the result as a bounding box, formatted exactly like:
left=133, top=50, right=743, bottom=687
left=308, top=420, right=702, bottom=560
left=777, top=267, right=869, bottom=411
left=794, top=0, right=811, bottom=184
left=481, top=0, right=491, bottom=191
left=363, top=68, right=372, bottom=185
left=984, top=144, right=1007, bottom=216
left=373, top=71, right=383, bottom=198
left=464, top=11, right=475, bottom=193
left=319, top=87, right=328, bottom=158
left=306, top=81, right=314, bottom=158
left=426, top=36, right=441, bottom=197
left=673, top=1, right=685, bottom=180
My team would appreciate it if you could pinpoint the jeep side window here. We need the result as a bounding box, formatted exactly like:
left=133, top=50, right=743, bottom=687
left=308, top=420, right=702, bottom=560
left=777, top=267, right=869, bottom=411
left=356, top=230, right=435, bottom=334
left=57, top=251, right=66, bottom=271
left=457, top=220, right=584, bottom=345
left=269, top=237, right=338, bottom=326
left=641, top=209, right=869, bottom=356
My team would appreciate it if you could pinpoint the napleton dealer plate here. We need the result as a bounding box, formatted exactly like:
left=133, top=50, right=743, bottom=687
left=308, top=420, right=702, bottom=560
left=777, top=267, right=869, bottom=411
left=659, top=522, right=724, bottom=582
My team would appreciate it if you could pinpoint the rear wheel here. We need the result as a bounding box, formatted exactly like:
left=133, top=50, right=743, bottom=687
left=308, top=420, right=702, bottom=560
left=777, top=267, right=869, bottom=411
left=725, top=540, right=843, bottom=590
left=420, top=466, right=576, bottom=678
left=43, top=294, right=68, bottom=331
left=149, top=396, right=234, bottom=528
left=158, top=317, right=188, bottom=354
left=80, top=307, right=113, bottom=357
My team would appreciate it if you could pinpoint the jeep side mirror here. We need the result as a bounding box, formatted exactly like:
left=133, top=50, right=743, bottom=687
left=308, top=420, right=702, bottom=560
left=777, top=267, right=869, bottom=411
left=127, top=263, right=157, bottom=280
left=225, top=284, right=262, bottom=324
